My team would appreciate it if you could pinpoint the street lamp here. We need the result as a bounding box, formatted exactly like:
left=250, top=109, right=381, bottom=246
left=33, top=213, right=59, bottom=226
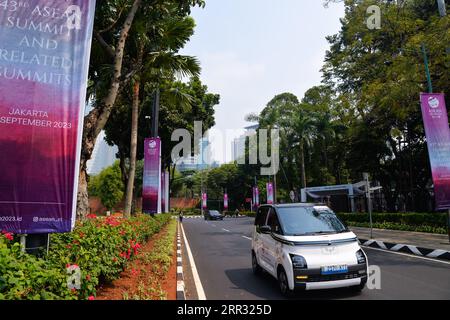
left=437, top=0, right=446, bottom=17
left=395, top=45, right=434, bottom=93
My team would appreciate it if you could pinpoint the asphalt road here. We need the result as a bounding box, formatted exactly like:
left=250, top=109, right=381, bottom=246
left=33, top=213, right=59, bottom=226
left=181, top=217, right=450, bottom=300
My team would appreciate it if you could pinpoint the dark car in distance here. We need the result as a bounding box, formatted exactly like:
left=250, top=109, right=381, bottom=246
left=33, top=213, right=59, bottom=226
left=204, top=210, right=224, bottom=221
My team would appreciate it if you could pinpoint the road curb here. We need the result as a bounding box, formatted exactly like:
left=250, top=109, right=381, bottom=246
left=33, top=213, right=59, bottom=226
left=182, top=215, right=245, bottom=219
left=358, top=238, right=450, bottom=261
left=176, top=222, right=185, bottom=300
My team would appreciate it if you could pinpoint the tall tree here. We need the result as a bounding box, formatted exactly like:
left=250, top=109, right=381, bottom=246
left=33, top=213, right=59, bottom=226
left=121, top=9, right=202, bottom=217
left=78, top=0, right=205, bottom=218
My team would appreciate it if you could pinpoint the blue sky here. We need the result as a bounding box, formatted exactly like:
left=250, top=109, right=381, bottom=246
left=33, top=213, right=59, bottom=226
left=181, top=0, right=345, bottom=163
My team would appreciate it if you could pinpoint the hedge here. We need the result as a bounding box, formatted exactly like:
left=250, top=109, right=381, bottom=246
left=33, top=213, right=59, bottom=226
left=337, top=212, right=448, bottom=234
left=336, top=212, right=447, bottom=227
left=0, top=213, right=172, bottom=300
left=341, top=221, right=447, bottom=234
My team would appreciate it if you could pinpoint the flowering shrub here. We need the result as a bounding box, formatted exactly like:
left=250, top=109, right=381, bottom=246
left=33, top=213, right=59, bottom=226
left=0, top=214, right=172, bottom=300
left=0, top=235, right=73, bottom=300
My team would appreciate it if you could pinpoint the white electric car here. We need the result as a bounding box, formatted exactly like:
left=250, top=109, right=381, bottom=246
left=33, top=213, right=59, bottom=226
left=251, top=203, right=368, bottom=296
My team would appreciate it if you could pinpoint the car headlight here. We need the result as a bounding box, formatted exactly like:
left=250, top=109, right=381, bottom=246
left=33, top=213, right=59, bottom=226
left=290, top=254, right=307, bottom=269
left=356, top=249, right=366, bottom=264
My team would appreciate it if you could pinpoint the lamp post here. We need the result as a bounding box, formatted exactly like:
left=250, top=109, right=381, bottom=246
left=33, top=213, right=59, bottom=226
left=437, top=0, right=446, bottom=17
left=363, top=172, right=373, bottom=239
left=421, top=44, right=433, bottom=93
left=151, top=88, right=160, bottom=137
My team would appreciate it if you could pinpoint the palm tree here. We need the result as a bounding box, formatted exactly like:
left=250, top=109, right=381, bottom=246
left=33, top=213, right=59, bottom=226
left=123, top=14, right=201, bottom=217
left=289, top=107, right=317, bottom=190
left=314, top=111, right=336, bottom=169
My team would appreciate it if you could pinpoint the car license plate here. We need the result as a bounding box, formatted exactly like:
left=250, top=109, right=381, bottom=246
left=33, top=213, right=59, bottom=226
left=321, top=265, right=348, bottom=275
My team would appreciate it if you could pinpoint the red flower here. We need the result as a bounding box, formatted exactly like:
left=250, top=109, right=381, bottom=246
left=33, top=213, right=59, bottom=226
left=88, top=296, right=95, bottom=300
left=131, top=269, right=139, bottom=276
left=86, top=275, right=91, bottom=281
left=113, top=257, right=118, bottom=262
left=4, top=233, right=13, bottom=241
left=66, top=244, right=72, bottom=249
left=86, top=214, right=97, bottom=219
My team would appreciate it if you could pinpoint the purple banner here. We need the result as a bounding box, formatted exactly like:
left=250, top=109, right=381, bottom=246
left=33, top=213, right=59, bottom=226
left=420, top=93, right=450, bottom=210
left=252, top=187, right=260, bottom=210
left=202, top=192, right=207, bottom=209
left=0, top=1, right=96, bottom=233
left=224, top=193, right=228, bottom=210
left=161, top=171, right=165, bottom=213
left=266, top=182, right=274, bottom=204
left=142, top=138, right=161, bottom=214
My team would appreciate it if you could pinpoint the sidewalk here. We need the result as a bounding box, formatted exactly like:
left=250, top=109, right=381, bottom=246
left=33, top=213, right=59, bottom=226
left=350, top=226, right=450, bottom=260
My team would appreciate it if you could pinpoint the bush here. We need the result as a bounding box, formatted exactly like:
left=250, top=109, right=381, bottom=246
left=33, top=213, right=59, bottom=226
left=238, top=211, right=255, bottom=217
left=88, top=161, right=124, bottom=211
left=0, top=214, right=172, bottom=300
left=0, top=235, right=73, bottom=300
left=343, top=221, right=447, bottom=235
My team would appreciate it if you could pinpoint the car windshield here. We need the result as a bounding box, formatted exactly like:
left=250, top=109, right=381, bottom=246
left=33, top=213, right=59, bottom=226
left=209, top=210, right=220, bottom=216
left=276, top=206, right=348, bottom=236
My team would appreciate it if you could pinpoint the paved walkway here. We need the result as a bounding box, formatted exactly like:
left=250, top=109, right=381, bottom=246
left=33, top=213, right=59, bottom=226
left=350, top=226, right=450, bottom=251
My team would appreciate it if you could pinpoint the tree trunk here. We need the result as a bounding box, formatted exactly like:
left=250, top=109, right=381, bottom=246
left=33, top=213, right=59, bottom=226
left=76, top=169, right=89, bottom=218
left=76, top=0, right=142, bottom=218
left=300, top=140, right=307, bottom=189
left=124, top=80, right=140, bottom=217
left=119, top=149, right=129, bottom=187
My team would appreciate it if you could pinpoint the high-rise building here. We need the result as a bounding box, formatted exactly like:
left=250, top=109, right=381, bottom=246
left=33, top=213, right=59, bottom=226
left=177, top=137, right=213, bottom=172
left=231, top=124, right=258, bottom=162
left=86, top=131, right=118, bottom=175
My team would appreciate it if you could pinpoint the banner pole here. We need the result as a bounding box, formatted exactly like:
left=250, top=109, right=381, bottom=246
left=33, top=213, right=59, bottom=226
left=20, top=235, right=26, bottom=253
left=447, top=209, right=450, bottom=243
left=421, top=43, right=433, bottom=93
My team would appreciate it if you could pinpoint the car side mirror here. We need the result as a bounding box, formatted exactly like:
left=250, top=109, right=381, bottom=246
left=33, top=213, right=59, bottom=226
left=260, top=225, right=272, bottom=234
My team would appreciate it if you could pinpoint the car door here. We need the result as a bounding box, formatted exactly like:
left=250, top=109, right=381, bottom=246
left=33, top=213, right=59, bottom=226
left=253, top=206, right=269, bottom=271
left=260, top=207, right=282, bottom=276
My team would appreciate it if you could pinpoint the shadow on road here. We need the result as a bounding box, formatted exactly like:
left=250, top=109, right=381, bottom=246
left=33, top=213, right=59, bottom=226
left=224, top=268, right=364, bottom=300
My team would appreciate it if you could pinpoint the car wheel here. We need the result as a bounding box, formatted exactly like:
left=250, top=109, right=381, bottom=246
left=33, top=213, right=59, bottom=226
left=278, top=267, right=293, bottom=297
left=252, top=252, right=262, bottom=275
left=350, top=282, right=365, bottom=293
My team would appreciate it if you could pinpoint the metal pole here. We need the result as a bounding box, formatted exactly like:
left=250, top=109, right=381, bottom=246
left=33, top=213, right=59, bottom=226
left=421, top=43, right=433, bottom=93
left=254, top=176, right=257, bottom=211
left=20, top=235, right=26, bottom=253
left=363, top=173, right=373, bottom=239
left=46, top=233, right=50, bottom=255
left=200, top=170, right=202, bottom=216
left=437, top=0, right=446, bottom=17
left=368, top=190, right=373, bottom=239
left=273, top=174, right=277, bottom=204
left=447, top=208, right=450, bottom=243
left=151, top=88, right=160, bottom=137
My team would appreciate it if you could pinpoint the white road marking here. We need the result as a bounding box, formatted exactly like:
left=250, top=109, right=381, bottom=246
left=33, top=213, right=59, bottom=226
left=242, top=236, right=252, bottom=240
left=222, top=228, right=230, bottom=232
left=363, top=246, right=450, bottom=265
left=180, top=222, right=207, bottom=300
